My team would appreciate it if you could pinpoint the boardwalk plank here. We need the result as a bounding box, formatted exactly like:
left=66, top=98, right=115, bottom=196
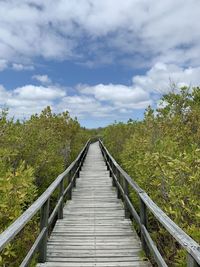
left=37, top=142, right=151, bottom=267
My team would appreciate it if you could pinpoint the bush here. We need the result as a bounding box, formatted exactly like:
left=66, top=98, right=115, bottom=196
left=103, top=87, right=200, bottom=266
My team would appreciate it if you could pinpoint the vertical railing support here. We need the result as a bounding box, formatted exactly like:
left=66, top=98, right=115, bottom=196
left=39, top=198, right=50, bottom=263
left=124, top=178, right=130, bottom=218
left=80, top=155, right=84, bottom=171
left=68, top=170, right=72, bottom=200
left=109, top=159, right=112, bottom=177
left=116, top=169, right=121, bottom=199
left=77, top=161, right=80, bottom=178
left=111, top=162, right=116, bottom=187
left=106, top=155, right=110, bottom=171
left=187, top=254, right=199, bottom=267
left=58, top=179, right=64, bottom=219
left=74, top=175, right=76, bottom=187
left=73, top=166, right=76, bottom=188
left=140, top=198, right=148, bottom=255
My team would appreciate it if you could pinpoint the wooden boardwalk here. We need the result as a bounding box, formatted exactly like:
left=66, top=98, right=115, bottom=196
left=37, top=142, right=151, bottom=267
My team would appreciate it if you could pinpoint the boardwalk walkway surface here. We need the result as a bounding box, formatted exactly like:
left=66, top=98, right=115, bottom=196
left=37, top=142, right=151, bottom=267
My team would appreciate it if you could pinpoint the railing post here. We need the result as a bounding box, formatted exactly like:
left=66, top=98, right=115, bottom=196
left=140, top=198, right=148, bottom=255
left=101, top=147, right=105, bottom=159
left=39, top=198, right=50, bottom=263
left=106, top=155, right=110, bottom=171
left=73, top=166, right=76, bottom=188
left=116, top=169, right=121, bottom=199
left=58, top=179, right=64, bottom=219
left=109, top=159, right=112, bottom=177
left=80, top=154, right=84, bottom=170
left=187, top=254, right=199, bottom=267
left=77, top=161, right=80, bottom=178
left=103, top=149, right=106, bottom=162
left=124, top=178, right=130, bottom=218
left=68, top=170, right=72, bottom=200
left=111, top=162, right=116, bottom=187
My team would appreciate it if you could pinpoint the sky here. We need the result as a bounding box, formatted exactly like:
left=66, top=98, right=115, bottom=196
left=0, top=0, right=200, bottom=128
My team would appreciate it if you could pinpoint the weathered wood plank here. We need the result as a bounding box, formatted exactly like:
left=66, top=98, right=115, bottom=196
left=46, top=256, right=146, bottom=262
left=47, top=245, right=141, bottom=250
left=37, top=262, right=151, bottom=267
left=39, top=142, right=151, bottom=267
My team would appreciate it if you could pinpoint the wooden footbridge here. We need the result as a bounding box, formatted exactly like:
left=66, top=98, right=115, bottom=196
left=0, top=140, right=200, bottom=267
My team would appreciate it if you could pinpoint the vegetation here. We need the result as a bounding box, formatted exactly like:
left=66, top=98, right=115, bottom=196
left=0, top=87, right=199, bottom=266
left=0, top=106, right=91, bottom=266
left=103, top=87, right=200, bottom=266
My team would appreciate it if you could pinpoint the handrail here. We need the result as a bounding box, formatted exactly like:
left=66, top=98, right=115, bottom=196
left=0, top=139, right=91, bottom=266
left=99, top=139, right=200, bottom=267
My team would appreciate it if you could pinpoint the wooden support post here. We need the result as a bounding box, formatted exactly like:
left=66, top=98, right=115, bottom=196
left=124, top=178, right=130, bottom=218
left=106, top=155, right=110, bottom=171
left=140, top=198, right=148, bottom=255
left=109, top=159, right=112, bottom=178
left=68, top=170, right=72, bottom=200
left=102, top=149, right=105, bottom=159
left=73, top=166, right=76, bottom=188
left=104, top=151, right=106, bottom=161
left=73, top=173, right=76, bottom=187
left=58, top=179, right=64, bottom=219
left=39, top=198, right=50, bottom=263
left=77, top=161, right=80, bottom=178
left=187, top=254, right=199, bottom=267
left=116, top=169, right=121, bottom=199
left=111, top=162, right=116, bottom=187
left=80, top=156, right=83, bottom=170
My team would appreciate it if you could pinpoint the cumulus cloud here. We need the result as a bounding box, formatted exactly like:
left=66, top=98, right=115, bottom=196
left=0, top=84, right=66, bottom=118
left=73, top=63, right=200, bottom=118
left=1, top=1, right=200, bottom=126
left=1, top=63, right=200, bottom=122
left=0, top=0, right=200, bottom=68
left=132, top=63, right=200, bottom=94
left=58, top=96, right=115, bottom=118
left=0, top=85, right=10, bottom=102
left=32, top=74, right=51, bottom=84
left=75, top=63, right=200, bottom=111
left=0, top=59, right=8, bottom=71
left=77, top=83, right=151, bottom=109
left=12, top=63, right=34, bottom=71
left=13, top=85, right=65, bottom=100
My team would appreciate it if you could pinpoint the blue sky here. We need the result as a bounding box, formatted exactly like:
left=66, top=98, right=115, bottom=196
left=0, top=1, right=200, bottom=128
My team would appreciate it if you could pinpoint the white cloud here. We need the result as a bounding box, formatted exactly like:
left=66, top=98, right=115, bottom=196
left=0, top=59, right=8, bottom=71
left=0, top=84, right=66, bottom=118
left=58, top=95, right=115, bottom=118
left=0, top=1, right=200, bottom=68
left=32, top=74, right=51, bottom=84
left=1, top=62, right=200, bottom=122
left=13, top=85, right=66, bottom=101
left=73, top=63, right=200, bottom=118
left=12, top=63, right=34, bottom=71
left=132, top=63, right=200, bottom=94
left=77, top=83, right=151, bottom=109
left=0, top=85, right=10, bottom=102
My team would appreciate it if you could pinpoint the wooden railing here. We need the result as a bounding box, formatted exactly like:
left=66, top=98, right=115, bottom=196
left=0, top=139, right=90, bottom=266
left=99, top=140, right=200, bottom=267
